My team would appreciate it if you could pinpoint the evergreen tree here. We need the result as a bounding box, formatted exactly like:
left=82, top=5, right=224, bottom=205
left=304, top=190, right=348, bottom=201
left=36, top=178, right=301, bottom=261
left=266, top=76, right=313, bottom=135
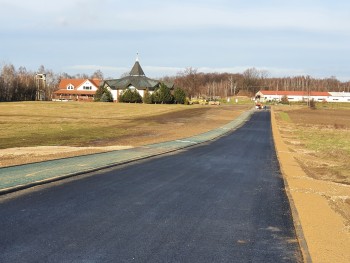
left=173, top=87, right=186, bottom=104
left=131, top=89, right=142, bottom=103
left=152, top=88, right=161, bottom=104
left=143, top=88, right=153, bottom=104
left=94, top=86, right=113, bottom=102
left=119, top=88, right=142, bottom=103
left=94, top=86, right=105, bottom=101
left=100, top=89, right=114, bottom=102
left=152, top=83, right=173, bottom=104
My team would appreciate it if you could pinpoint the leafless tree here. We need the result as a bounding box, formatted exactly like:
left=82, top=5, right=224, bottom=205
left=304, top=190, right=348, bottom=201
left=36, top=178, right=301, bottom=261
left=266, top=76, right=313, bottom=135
left=91, top=70, right=104, bottom=80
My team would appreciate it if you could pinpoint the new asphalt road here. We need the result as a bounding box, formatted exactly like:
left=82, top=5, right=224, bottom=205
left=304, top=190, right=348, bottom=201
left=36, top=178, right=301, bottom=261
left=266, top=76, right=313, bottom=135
left=0, top=111, right=302, bottom=262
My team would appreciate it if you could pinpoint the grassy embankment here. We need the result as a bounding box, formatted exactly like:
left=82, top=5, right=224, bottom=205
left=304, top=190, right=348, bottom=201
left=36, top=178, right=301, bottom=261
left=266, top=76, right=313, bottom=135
left=0, top=100, right=253, bottom=150
left=0, top=102, right=194, bottom=149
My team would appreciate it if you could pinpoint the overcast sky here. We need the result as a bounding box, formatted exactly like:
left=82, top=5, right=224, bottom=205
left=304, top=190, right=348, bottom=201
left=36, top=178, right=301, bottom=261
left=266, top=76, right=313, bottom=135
left=1, top=0, right=350, bottom=80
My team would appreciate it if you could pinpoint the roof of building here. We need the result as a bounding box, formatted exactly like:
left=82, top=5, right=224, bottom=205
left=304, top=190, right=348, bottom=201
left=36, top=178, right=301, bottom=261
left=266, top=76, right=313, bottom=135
left=104, top=75, right=161, bottom=90
left=328, top=92, right=350, bottom=97
left=129, top=61, right=145, bottom=76
left=103, top=59, right=173, bottom=91
left=257, top=90, right=331, bottom=96
left=58, top=79, right=101, bottom=89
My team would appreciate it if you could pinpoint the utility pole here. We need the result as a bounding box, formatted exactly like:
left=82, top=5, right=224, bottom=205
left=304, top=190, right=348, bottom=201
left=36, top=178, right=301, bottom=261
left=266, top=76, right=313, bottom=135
left=306, top=76, right=310, bottom=107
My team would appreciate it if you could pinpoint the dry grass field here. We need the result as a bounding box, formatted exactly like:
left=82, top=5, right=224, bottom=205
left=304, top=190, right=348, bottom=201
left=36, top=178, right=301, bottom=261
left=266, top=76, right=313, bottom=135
left=0, top=101, right=252, bottom=167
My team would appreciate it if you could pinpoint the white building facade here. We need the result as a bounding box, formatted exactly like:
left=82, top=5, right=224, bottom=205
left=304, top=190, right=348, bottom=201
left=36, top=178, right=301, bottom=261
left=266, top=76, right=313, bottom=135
left=255, top=90, right=350, bottom=103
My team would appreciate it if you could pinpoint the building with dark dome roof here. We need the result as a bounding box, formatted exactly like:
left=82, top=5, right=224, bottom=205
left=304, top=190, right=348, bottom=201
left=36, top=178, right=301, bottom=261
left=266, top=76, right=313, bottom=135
left=101, top=57, right=174, bottom=102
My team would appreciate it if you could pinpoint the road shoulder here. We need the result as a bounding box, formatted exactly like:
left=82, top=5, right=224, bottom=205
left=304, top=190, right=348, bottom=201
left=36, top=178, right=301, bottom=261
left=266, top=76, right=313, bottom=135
left=271, top=107, right=350, bottom=263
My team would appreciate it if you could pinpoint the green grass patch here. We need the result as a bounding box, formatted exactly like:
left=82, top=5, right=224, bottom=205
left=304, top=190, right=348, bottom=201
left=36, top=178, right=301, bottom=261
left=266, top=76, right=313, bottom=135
left=279, top=112, right=291, bottom=122
left=297, top=128, right=350, bottom=156
left=220, top=97, right=255, bottom=105
left=317, top=102, right=350, bottom=110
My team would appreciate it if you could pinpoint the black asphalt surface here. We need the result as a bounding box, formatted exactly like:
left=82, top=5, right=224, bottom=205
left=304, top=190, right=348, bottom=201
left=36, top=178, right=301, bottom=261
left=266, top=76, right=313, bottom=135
left=0, top=111, right=302, bottom=263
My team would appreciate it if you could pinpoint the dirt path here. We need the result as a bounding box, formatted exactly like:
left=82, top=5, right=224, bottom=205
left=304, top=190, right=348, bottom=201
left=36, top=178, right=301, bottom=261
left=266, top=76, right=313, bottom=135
left=271, top=107, right=350, bottom=263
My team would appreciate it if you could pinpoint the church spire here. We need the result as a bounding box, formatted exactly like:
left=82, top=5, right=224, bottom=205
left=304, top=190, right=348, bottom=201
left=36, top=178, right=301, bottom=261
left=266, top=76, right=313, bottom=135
left=129, top=53, right=145, bottom=76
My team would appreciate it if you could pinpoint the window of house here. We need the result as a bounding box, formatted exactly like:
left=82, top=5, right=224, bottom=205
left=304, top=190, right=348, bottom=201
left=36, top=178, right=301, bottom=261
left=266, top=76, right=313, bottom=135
left=67, top=84, right=74, bottom=90
left=83, top=86, right=92, bottom=90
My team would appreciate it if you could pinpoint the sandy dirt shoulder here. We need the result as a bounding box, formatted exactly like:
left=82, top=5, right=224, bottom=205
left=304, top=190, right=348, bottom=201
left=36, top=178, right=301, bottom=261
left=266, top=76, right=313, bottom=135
left=271, top=107, right=350, bottom=263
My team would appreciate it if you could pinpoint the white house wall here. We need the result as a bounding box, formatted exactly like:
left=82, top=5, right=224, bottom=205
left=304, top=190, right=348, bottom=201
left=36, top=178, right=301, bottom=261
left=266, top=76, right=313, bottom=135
left=77, top=80, right=98, bottom=91
left=138, top=90, right=144, bottom=97
left=110, top=90, right=118, bottom=101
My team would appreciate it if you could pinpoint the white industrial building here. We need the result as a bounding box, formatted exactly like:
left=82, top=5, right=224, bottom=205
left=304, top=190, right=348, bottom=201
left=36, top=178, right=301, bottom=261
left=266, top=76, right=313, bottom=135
left=255, top=90, right=350, bottom=103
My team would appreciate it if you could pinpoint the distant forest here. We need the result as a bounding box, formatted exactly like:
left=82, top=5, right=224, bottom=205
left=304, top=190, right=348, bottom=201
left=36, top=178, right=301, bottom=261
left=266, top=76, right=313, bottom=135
left=1, top=63, right=349, bottom=102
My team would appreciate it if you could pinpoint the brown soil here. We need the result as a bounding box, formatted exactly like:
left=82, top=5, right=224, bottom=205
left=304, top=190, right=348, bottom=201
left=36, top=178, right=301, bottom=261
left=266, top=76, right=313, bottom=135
left=0, top=105, right=249, bottom=167
left=272, top=106, right=350, bottom=263
left=284, top=108, right=350, bottom=186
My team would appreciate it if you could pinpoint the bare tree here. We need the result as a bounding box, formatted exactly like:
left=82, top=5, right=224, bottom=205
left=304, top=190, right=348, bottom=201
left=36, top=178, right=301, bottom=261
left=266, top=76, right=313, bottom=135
left=0, top=64, right=16, bottom=101
left=175, top=67, right=200, bottom=98
left=242, top=68, right=264, bottom=95
left=91, top=70, right=104, bottom=80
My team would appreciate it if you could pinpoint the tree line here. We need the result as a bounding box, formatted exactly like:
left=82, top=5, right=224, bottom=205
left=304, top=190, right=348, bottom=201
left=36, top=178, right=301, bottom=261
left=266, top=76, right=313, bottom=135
left=1, top=63, right=350, bottom=102
left=168, top=67, right=350, bottom=99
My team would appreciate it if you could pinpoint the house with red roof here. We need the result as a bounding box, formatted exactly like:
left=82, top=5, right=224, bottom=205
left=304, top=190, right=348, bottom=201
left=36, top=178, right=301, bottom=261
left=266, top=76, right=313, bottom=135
left=53, top=79, right=101, bottom=101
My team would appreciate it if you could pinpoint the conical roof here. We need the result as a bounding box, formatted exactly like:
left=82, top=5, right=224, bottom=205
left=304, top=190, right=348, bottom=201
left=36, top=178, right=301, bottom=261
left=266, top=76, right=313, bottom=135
left=129, top=61, right=145, bottom=76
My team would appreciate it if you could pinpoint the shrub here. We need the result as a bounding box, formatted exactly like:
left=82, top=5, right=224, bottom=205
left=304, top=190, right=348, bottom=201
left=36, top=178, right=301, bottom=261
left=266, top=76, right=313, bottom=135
left=100, top=90, right=114, bottom=102
left=280, top=95, right=289, bottom=105
left=95, top=86, right=113, bottom=102
left=119, top=88, right=142, bottom=103
left=143, top=89, right=153, bottom=104
left=173, top=87, right=186, bottom=104
left=309, top=98, right=316, bottom=109
left=152, top=83, right=174, bottom=104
